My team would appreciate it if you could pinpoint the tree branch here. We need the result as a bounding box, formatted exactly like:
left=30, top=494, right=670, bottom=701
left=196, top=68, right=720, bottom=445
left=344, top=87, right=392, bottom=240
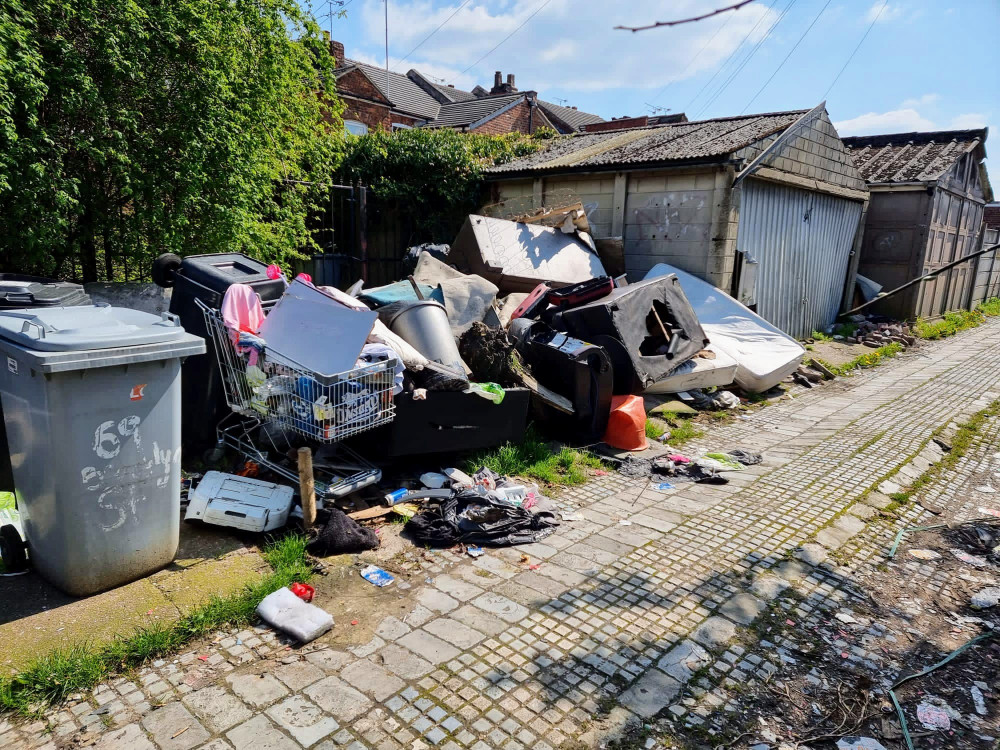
left=615, top=0, right=756, bottom=32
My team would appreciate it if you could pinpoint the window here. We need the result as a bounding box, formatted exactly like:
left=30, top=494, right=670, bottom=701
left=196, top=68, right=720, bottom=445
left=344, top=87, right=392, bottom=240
left=392, top=123, right=411, bottom=131
left=344, top=120, right=368, bottom=136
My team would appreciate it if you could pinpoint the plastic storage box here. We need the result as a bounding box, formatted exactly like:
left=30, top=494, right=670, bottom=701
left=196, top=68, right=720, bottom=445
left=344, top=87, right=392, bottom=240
left=0, top=305, right=204, bottom=595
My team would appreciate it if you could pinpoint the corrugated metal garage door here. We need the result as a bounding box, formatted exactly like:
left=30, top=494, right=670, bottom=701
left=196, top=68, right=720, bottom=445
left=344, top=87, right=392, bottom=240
left=737, top=179, right=863, bottom=338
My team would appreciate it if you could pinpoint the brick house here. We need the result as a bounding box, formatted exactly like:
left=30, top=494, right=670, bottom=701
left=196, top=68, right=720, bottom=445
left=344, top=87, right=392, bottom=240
left=329, top=39, right=603, bottom=136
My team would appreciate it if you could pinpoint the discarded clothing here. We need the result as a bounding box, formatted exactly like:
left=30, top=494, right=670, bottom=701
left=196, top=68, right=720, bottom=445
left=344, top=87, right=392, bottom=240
left=727, top=449, right=762, bottom=466
left=222, top=283, right=266, bottom=364
left=307, top=508, right=379, bottom=556
left=701, top=453, right=745, bottom=472
left=614, top=455, right=728, bottom=484
left=407, top=490, right=559, bottom=547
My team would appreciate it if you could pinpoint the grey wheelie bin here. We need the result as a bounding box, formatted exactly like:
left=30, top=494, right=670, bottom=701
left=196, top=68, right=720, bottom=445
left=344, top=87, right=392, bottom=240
left=0, top=305, right=204, bottom=595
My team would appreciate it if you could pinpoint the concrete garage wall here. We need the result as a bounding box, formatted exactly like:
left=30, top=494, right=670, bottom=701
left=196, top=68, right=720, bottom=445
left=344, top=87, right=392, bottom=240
left=622, top=167, right=737, bottom=287
left=543, top=175, right=616, bottom=239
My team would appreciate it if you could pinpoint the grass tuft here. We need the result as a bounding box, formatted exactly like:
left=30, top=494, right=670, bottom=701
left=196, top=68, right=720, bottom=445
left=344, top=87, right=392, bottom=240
left=0, top=534, right=311, bottom=717
left=814, top=341, right=904, bottom=377
left=644, top=419, right=666, bottom=440
left=464, top=426, right=607, bottom=486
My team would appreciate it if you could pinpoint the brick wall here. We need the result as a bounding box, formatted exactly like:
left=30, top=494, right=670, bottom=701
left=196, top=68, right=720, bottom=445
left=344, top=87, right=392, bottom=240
left=336, top=69, right=419, bottom=132
left=470, top=100, right=552, bottom=135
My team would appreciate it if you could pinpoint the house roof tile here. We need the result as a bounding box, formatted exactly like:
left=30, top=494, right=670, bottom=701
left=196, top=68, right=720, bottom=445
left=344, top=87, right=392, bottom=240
left=842, top=129, right=986, bottom=183
left=424, top=94, right=525, bottom=129
left=337, top=59, right=441, bottom=120
left=537, top=101, right=605, bottom=131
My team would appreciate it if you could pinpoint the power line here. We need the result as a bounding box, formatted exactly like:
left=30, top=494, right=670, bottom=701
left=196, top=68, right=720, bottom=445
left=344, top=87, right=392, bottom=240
left=696, top=0, right=796, bottom=117
left=398, top=0, right=474, bottom=66
left=741, top=0, right=833, bottom=113
left=683, top=0, right=779, bottom=113
left=459, top=0, right=553, bottom=76
left=822, top=0, right=887, bottom=100
left=647, top=7, right=739, bottom=109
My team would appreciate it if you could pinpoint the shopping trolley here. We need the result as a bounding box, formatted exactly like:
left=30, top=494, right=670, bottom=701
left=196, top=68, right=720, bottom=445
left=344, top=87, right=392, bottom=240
left=197, top=298, right=397, bottom=500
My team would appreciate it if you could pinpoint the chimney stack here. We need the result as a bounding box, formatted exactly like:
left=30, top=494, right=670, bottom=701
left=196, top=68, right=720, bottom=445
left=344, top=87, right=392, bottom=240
left=329, top=39, right=346, bottom=66
left=490, top=71, right=518, bottom=95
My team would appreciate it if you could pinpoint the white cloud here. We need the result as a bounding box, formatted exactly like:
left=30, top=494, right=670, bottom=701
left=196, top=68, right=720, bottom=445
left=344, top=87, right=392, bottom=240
left=900, top=93, right=939, bottom=108
left=866, top=2, right=904, bottom=23
left=345, top=0, right=778, bottom=97
left=540, top=40, right=577, bottom=62
left=948, top=113, right=988, bottom=129
left=834, top=108, right=935, bottom=135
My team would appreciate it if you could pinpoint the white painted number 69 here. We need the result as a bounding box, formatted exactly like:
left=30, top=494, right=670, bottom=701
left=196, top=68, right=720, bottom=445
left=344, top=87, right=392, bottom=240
left=92, top=416, right=141, bottom=460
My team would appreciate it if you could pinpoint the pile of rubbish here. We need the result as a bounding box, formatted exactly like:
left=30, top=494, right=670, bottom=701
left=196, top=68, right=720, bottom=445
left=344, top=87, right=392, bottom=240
left=834, top=314, right=917, bottom=349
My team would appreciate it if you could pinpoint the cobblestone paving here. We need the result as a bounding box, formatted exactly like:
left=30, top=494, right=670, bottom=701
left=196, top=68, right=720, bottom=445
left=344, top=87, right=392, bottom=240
left=5, top=319, right=1000, bottom=750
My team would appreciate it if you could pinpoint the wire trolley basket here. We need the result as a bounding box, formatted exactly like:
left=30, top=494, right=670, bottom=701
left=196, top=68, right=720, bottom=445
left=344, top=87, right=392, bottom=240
left=198, top=298, right=397, bottom=444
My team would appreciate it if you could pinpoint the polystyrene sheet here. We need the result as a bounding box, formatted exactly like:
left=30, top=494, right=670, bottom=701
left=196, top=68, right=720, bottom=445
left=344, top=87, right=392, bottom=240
left=644, top=264, right=804, bottom=393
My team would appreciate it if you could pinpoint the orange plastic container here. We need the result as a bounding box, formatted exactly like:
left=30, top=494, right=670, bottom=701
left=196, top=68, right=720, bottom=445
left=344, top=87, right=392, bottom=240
left=602, top=395, right=649, bottom=451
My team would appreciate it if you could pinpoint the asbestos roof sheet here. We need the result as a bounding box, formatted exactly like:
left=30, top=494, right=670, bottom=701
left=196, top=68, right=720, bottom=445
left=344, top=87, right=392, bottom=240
left=537, top=100, right=605, bottom=131
left=842, top=129, right=986, bottom=183
left=425, top=94, right=524, bottom=129
left=487, top=109, right=806, bottom=174
left=338, top=59, right=441, bottom=120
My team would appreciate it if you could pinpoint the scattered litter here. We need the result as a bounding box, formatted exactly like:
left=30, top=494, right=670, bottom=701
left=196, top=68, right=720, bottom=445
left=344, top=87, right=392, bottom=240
left=467, top=546, right=485, bottom=558
left=619, top=520, right=633, bottom=526
left=351, top=619, right=358, bottom=626
left=197, top=655, right=209, bottom=662
left=290, top=583, right=315, bottom=603
left=951, top=549, right=990, bottom=568
left=171, top=725, right=191, bottom=740
left=256, top=587, right=333, bottom=643
left=360, top=565, right=395, bottom=587
left=184, top=472, right=294, bottom=532
left=560, top=511, right=585, bottom=522
left=420, top=472, right=449, bottom=489
left=978, top=507, right=1000, bottom=518
left=836, top=738, right=887, bottom=750
left=834, top=612, right=859, bottom=625
left=655, top=482, right=675, bottom=491
left=971, top=586, right=1000, bottom=609
left=908, top=549, right=941, bottom=561
left=443, top=468, right=474, bottom=488
left=594, top=470, right=609, bottom=476
left=975, top=485, right=996, bottom=494
left=702, top=453, right=746, bottom=471
left=307, top=509, right=379, bottom=557
left=727, top=449, right=763, bottom=466
left=968, top=685, right=988, bottom=716
left=916, top=701, right=951, bottom=731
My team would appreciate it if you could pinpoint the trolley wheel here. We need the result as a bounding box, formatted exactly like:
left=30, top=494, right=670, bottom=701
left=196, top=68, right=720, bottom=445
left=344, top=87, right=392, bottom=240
left=152, top=253, right=182, bottom=288
left=0, top=524, right=27, bottom=573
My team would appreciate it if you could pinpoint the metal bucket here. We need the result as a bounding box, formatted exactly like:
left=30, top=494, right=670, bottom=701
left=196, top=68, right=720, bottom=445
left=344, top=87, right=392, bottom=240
left=386, top=301, right=465, bottom=374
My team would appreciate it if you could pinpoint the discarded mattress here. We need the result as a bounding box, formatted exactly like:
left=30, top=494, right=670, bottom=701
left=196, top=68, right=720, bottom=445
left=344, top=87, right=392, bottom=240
left=556, top=274, right=709, bottom=394
left=450, top=214, right=606, bottom=294
left=644, top=264, right=804, bottom=392
left=644, top=345, right=738, bottom=394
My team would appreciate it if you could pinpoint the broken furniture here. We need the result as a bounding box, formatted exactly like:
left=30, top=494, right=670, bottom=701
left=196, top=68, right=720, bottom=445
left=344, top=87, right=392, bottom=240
left=510, top=321, right=613, bottom=441
left=0, top=305, right=204, bottom=595
left=644, top=264, right=804, bottom=393
left=555, top=274, right=709, bottom=394
left=644, top=345, right=739, bottom=395
left=360, top=387, right=530, bottom=457
left=383, top=300, right=467, bottom=376
left=185, top=471, right=294, bottom=532
left=449, top=214, right=607, bottom=294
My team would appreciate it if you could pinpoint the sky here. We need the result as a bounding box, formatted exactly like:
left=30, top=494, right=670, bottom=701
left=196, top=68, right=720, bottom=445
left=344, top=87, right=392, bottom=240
left=311, top=0, right=998, bottom=188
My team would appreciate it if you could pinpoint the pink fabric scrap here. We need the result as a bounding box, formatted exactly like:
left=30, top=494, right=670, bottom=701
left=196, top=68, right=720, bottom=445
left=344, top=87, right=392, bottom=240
left=221, top=284, right=265, bottom=365
left=667, top=454, right=691, bottom=464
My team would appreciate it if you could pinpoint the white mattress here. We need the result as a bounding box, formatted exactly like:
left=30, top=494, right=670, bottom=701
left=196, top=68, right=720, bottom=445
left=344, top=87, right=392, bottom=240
left=644, top=344, right=738, bottom=394
left=644, top=264, right=805, bottom=393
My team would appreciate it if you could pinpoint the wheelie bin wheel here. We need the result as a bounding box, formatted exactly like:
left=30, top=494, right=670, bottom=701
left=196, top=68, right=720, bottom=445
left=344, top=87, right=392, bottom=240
left=0, top=524, right=27, bottom=573
left=152, top=253, right=183, bottom=289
